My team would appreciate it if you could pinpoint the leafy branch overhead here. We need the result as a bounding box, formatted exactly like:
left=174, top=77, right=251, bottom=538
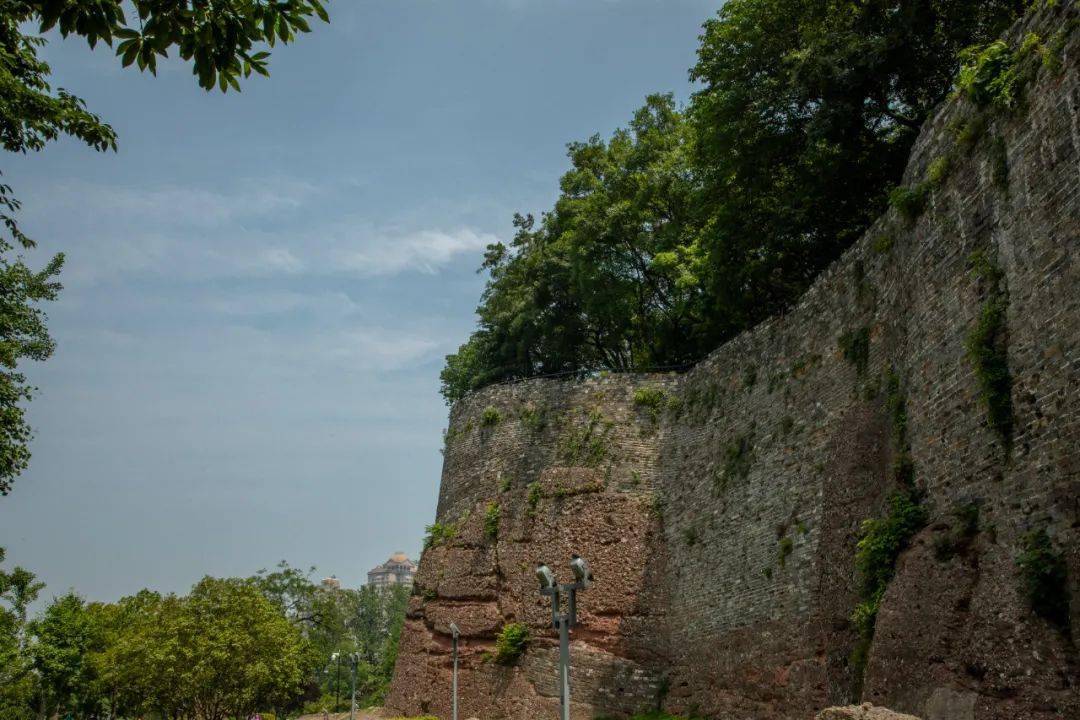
left=31, top=0, right=329, bottom=92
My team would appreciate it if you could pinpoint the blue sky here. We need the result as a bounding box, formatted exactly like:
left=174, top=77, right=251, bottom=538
left=1, top=0, right=718, bottom=604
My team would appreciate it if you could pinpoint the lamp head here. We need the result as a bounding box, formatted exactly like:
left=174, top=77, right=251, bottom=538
left=570, top=554, right=593, bottom=587
left=535, top=562, right=556, bottom=590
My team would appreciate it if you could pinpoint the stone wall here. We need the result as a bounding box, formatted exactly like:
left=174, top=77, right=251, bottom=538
left=387, top=5, right=1079, bottom=719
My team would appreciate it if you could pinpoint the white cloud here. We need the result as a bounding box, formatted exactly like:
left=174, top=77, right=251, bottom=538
left=255, top=247, right=305, bottom=274
left=329, top=327, right=439, bottom=367
left=200, top=290, right=357, bottom=319
left=24, top=177, right=498, bottom=285
left=41, top=177, right=319, bottom=228
left=336, top=227, right=497, bottom=276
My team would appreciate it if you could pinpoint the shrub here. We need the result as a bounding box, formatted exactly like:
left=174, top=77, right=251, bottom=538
left=872, top=233, right=895, bottom=255
left=518, top=404, right=546, bottom=432
left=718, top=434, right=753, bottom=489
left=742, top=366, right=757, bottom=389
left=955, top=33, right=1045, bottom=111
left=934, top=501, right=981, bottom=561
left=480, top=406, right=501, bottom=427
left=838, top=327, right=871, bottom=376
left=849, top=489, right=927, bottom=687
left=499, top=474, right=512, bottom=492
left=950, top=112, right=987, bottom=153
left=559, top=409, right=612, bottom=466
left=423, top=521, right=457, bottom=550
left=888, top=183, right=929, bottom=220
left=777, top=536, right=794, bottom=566
left=767, top=372, right=784, bottom=394
left=990, top=136, right=1008, bottom=189
left=682, top=526, right=699, bottom=547
left=965, top=253, right=1013, bottom=449
left=494, top=622, right=530, bottom=664
left=1044, top=19, right=1078, bottom=73
left=955, top=40, right=1017, bottom=107
left=884, top=369, right=916, bottom=487
left=526, top=481, right=542, bottom=514
left=633, top=387, right=668, bottom=423
left=926, top=154, right=952, bottom=186
left=483, top=501, right=500, bottom=541
left=1017, top=526, right=1070, bottom=629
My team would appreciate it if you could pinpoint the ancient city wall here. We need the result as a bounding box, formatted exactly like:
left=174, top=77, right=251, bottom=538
left=387, top=5, right=1079, bottom=719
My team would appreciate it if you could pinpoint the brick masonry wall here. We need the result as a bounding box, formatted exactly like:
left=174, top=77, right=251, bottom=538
left=387, top=5, right=1079, bottom=719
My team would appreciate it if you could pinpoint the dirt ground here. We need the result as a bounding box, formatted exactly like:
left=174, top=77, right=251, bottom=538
left=295, top=709, right=391, bottom=720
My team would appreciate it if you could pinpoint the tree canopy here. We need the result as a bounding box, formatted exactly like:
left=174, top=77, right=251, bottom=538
left=441, top=0, right=1025, bottom=404
left=0, top=553, right=411, bottom=720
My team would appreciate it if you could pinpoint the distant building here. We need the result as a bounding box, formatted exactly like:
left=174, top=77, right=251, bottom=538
left=367, top=551, right=417, bottom=588
left=321, top=575, right=342, bottom=590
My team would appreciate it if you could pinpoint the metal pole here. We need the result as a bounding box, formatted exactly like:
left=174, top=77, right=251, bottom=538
left=558, top=600, right=570, bottom=720
left=335, top=654, right=341, bottom=713
left=349, top=655, right=358, bottom=720
left=452, top=634, right=459, bottom=720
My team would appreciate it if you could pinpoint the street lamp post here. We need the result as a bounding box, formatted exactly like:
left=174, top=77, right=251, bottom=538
left=449, top=622, right=461, bottom=720
left=348, top=652, right=360, bottom=720
left=536, top=557, right=592, bottom=720
left=330, top=652, right=341, bottom=713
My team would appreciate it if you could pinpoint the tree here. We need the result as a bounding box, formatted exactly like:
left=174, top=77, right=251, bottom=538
left=442, top=0, right=1028, bottom=404
left=441, top=95, right=704, bottom=402
left=0, top=549, right=43, bottom=720
left=105, top=590, right=191, bottom=720
left=0, top=0, right=329, bottom=495
left=250, top=564, right=411, bottom=710
left=30, top=592, right=102, bottom=719
left=688, top=0, right=1024, bottom=335
left=182, top=577, right=313, bottom=720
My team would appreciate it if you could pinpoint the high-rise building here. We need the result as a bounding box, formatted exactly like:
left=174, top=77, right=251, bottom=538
left=367, top=551, right=417, bottom=588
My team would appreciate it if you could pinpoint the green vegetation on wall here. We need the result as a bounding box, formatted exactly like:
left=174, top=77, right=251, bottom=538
left=559, top=409, right=613, bottom=466
left=954, top=32, right=1047, bottom=111
left=480, top=406, right=501, bottom=427
left=715, top=434, right=754, bottom=493
left=839, top=327, right=871, bottom=375
left=777, top=537, right=794, bottom=566
left=1016, top=525, right=1070, bottom=629
left=483, top=502, right=501, bottom=542
left=633, top=387, right=669, bottom=424
left=422, top=522, right=457, bottom=551
left=850, top=370, right=927, bottom=693
left=934, top=501, right=981, bottom=561
left=526, top=482, right=542, bottom=515
left=493, top=622, right=530, bottom=664
left=850, top=491, right=928, bottom=691
left=965, top=251, right=1014, bottom=450
left=518, top=403, right=547, bottom=432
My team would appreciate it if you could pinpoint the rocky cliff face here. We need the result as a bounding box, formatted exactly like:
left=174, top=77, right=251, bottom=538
left=386, top=5, right=1080, bottom=719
